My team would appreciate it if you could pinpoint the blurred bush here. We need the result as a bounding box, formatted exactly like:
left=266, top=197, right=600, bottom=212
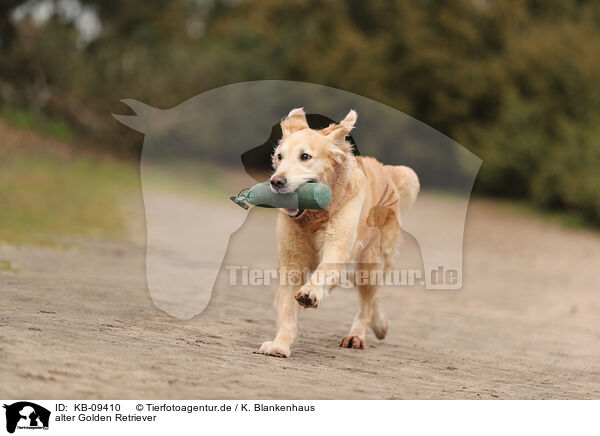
left=0, top=0, right=599, bottom=223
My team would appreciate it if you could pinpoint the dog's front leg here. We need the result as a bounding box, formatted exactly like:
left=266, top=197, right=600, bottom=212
left=259, top=278, right=300, bottom=358
left=296, top=189, right=365, bottom=308
left=260, top=215, right=313, bottom=358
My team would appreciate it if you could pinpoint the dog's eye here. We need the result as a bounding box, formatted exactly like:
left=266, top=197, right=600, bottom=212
left=300, top=153, right=312, bottom=161
left=277, top=153, right=282, bottom=160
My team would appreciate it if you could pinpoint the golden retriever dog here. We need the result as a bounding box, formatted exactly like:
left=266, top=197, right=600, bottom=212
left=259, top=108, right=419, bottom=358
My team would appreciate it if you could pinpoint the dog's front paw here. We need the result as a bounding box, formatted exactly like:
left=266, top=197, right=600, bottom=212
left=259, top=341, right=291, bottom=358
left=295, top=283, right=322, bottom=308
left=339, top=335, right=366, bottom=349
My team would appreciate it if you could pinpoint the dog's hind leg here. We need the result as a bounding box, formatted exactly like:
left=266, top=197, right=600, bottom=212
left=340, top=282, right=378, bottom=349
left=370, top=297, right=388, bottom=340
left=365, top=211, right=396, bottom=341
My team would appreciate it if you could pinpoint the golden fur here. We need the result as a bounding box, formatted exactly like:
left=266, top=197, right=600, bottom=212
left=260, top=108, right=420, bottom=357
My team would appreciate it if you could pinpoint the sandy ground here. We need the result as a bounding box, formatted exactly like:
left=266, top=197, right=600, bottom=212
left=1, top=190, right=600, bottom=399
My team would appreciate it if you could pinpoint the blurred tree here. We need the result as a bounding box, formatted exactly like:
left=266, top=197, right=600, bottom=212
left=0, top=0, right=599, bottom=222
left=0, top=0, right=22, bottom=49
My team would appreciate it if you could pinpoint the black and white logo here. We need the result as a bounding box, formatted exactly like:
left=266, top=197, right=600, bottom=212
left=3, top=402, right=50, bottom=434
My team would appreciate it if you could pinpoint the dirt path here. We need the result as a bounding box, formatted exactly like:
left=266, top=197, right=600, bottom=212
left=1, top=191, right=599, bottom=399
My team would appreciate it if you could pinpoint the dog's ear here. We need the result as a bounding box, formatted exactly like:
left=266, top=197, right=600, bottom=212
left=320, top=110, right=357, bottom=163
left=340, top=109, right=357, bottom=131
left=321, top=109, right=357, bottom=143
left=281, top=107, right=309, bottom=135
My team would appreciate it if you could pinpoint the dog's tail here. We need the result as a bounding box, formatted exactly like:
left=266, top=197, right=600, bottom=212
left=384, top=165, right=420, bottom=215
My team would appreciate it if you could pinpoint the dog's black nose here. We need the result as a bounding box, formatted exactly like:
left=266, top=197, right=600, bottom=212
left=270, top=176, right=286, bottom=188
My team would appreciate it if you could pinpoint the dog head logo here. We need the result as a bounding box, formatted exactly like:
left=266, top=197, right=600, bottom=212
left=113, top=80, right=481, bottom=319
left=3, top=402, right=50, bottom=434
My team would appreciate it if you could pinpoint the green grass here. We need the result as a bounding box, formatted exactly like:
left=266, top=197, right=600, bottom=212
left=1, top=106, right=73, bottom=142
left=0, top=153, right=138, bottom=245
left=0, top=113, right=241, bottom=245
left=478, top=195, right=598, bottom=232
left=545, top=209, right=591, bottom=229
left=0, top=260, right=18, bottom=272
left=141, top=160, right=237, bottom=200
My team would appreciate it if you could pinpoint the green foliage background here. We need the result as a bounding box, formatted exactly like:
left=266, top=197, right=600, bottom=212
left=1, top=0, right=599, bottom=223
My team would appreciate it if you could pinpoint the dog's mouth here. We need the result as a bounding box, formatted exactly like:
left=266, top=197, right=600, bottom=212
left=282, top=208, right=306, bottom=219
left=277, top=180, right=315, bottom=218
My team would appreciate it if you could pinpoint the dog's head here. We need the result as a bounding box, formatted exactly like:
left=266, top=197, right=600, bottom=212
left=270, top=108, right=357, bottom=197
